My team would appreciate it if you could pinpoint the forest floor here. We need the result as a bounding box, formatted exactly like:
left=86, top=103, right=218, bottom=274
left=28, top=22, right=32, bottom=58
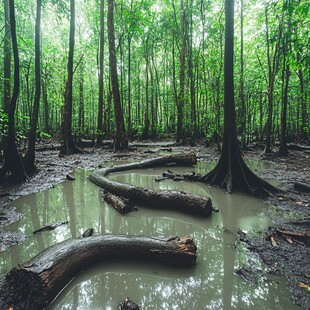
left=0, top=141, right=309, bottom=308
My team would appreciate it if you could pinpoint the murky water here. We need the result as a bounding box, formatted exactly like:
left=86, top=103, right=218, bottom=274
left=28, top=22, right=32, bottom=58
left=0, top=162, right=297, bottom=310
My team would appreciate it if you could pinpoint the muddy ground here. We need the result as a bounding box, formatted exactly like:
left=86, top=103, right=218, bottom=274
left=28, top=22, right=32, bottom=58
left=0, top=141, right=309, bottom=308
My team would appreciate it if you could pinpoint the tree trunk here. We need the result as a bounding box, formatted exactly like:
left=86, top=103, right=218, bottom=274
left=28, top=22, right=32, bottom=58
left=90, top=152, right=213, bottom=216
left=3, top=0, right=11, bottom=113
left=78, top=58, right=85, bottom=139
left=239, top=0, right=246, bottom=147
left=198, top=0, right=278, bottom=196
left=264, top=7, right=282, bottom=154
left=177, top=0, right=186, bottom=144
left=0, top=235, right=197, bottom=309
left=141, top=36, right=150, bottom=139
left=42, top=75, right=49, bottom=134
left=0, top=0, right=27, bottom=183
left=24, top=0, right=42, bottom=173
left=279, top=34, right=290, bottom=156
left=97, top=0, right=105, bottom=145
left=61, top=0, right=82, bottom=154
left=107, top=0, right=128, bottom=150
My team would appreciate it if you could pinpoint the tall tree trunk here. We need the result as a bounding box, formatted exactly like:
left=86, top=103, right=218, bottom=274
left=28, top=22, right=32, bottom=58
left=42, top=70, right=49, bottom=134
left=177, top=0, right=186, bottom=144
left=199, top=0, right=277, bottom=195
left=61, top=0, right=82, bottom=154
left=187, top=0, right=196, bottom=143
left=24, top=0, right=42, bottom=173
left=239, top=0, right=246, bottom=147
left=3, top=0, right=11, bottom=114
left=97, top=0, right=105, bottom=145
left=78, top=59, right=84, bottom=138
left=279, top=46, right=290, bottom=156
left=1, top=0, right=27, bottom=183
left=297, top=52, right=307, bottom=141
left=141, top=36, right=150, bottom=139
left=264, top=7, right=282, bottom=153
left=127, top=35, right=132, bottom=140
left=107, top=0, right=128, bottom=150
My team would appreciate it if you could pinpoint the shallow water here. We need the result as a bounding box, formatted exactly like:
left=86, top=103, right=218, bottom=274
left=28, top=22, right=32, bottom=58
left=0, top=162, right=297, bottom=310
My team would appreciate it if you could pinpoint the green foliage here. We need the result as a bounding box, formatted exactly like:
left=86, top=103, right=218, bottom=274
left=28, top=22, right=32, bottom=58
left=3, top=0, right=309, bottom=145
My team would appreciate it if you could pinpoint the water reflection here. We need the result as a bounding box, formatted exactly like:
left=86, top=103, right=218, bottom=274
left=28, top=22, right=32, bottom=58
left=0, top=166, right=297, bottom=310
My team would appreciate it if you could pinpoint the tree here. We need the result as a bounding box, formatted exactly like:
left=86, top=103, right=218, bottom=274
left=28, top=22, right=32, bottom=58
left=0, top=0, right=27, bottom=183
left=264, top=4, right=283, bottom=153
left=107, top=0, right=128, bottom=150
left=24, top=0, right=42, bottom=173
left=177, top=0, right=186, bottom=144
left=199, top=0, right=277, bottom=195
left=97, top=0, right=105, bottom=145
left=3, top=0, right=11, bottom=113
left=61, top=0, right=82, bottom=154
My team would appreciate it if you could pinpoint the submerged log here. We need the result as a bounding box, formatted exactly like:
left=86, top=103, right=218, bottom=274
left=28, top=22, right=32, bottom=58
left=0, top=235, right=196, bottom=310
left=90, top=152, right=212, bottom=216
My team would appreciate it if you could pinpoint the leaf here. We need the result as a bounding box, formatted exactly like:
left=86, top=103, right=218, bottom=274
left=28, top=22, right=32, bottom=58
left=270, top=236, right=278, bottom=246
left=297, top=282, right=310, bottom=291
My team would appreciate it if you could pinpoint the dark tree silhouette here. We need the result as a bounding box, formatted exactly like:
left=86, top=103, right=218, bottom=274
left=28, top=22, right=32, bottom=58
left=0, top=0, right=27, bottom=183
left=61, top=0, right=82, bottom=154
left=107, top=0, right=128, bottom=150
left=199, top=0, right=278, bottom=195
left=97, top=0, right=105, bottom=145
left=3, top=0, right=11, bottom=113
left=24, top=0, right=42, bottom=173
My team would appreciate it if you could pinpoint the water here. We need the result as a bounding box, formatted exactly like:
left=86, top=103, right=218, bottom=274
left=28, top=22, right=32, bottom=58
left=0, top=162, right=297, bottom=310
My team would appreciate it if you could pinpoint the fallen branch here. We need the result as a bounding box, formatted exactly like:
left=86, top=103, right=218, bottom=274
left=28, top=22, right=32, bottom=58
left=33, top=221, right=68, bottom=234
left=0, top=235, right=196, bottom=310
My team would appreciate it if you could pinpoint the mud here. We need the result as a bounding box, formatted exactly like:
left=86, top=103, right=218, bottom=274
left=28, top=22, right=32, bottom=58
left=0, top=141, right=309, bottom=308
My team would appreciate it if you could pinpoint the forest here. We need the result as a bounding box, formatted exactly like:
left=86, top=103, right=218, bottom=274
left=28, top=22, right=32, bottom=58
left=0, top=0, right=309, bottom=309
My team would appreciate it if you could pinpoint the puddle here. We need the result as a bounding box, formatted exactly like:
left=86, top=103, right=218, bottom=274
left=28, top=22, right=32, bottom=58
left=0, top=163, right=297, bottom=310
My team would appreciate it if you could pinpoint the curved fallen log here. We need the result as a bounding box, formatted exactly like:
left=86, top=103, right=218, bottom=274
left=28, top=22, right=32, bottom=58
left=0, top=235, right=196, bottom=310
left=91, top=171, right=212, bottom=216
left=104, top=151, right=197, bottom=175
left=90, top=152, right=212, bottom=216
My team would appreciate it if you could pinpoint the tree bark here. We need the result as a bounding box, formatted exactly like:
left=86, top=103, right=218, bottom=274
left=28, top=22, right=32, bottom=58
left=107, top=0, right=128, bottom=150
left=24, top=0, right=42, bottom=173
left=3, top=0, right=11, bottom=113
left=61, top=0, right=82, bottom=155
left=0, top=235, right=197, bottom=310
left=97, top=0, right=105, bottom=145
left=0, top=0, right=27, bottom=183
left=90, top=152, right=212, bottom=216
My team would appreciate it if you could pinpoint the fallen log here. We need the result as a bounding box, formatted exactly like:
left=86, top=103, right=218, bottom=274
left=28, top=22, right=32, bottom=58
left=91, top=173, right=212, bottom=216
left=0, top=235, right=196, bottom=310
left=287, top=143, right=310, bottom=152
left=104, top=151, right=197, bottom=175
left=294, top=182, right=310, bottom=193
left=90, top=152, right=212, bottom=216
left=103, top=191, right=137, bottom=214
